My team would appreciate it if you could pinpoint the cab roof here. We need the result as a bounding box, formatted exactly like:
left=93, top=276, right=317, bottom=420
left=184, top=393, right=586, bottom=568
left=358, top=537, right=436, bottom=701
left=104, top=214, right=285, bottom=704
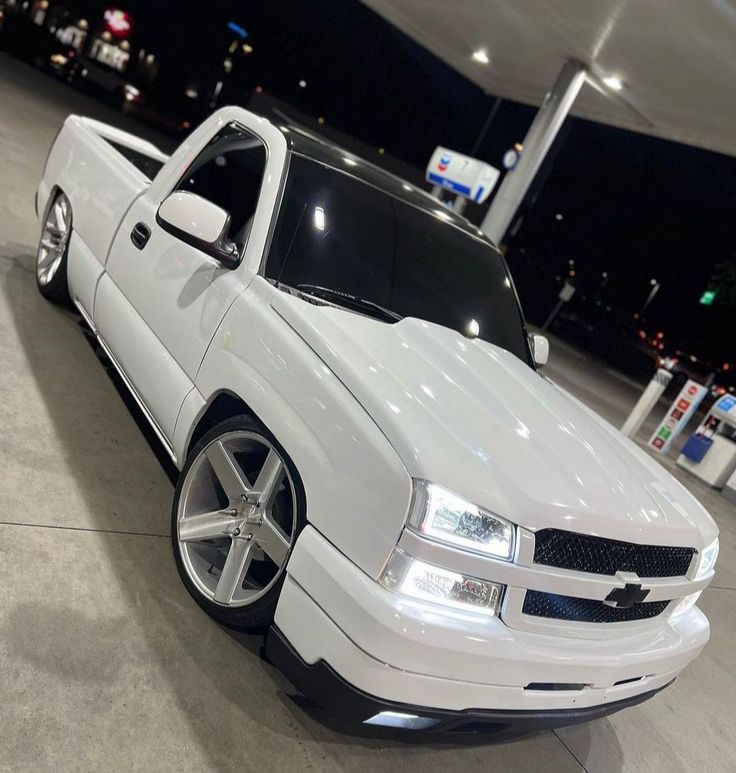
left=278, top=124, right=490, bottom=244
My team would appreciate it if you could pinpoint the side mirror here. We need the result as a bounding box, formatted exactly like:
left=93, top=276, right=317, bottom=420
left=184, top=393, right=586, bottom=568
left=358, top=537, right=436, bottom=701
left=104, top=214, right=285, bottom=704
left=156, top=191, right=239, bottom=269
left=530, top=333, right=549, bottom=367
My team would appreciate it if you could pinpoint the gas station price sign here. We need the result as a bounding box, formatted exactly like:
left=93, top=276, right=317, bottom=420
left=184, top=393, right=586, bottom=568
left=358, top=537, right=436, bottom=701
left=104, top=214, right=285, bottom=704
left=648, top=380, right=708, bottom=454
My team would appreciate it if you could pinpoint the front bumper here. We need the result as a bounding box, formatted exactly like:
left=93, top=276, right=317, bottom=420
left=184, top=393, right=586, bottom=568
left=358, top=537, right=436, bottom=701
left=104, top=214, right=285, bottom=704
left=275, top=527, right=709, bottom=723
left=266, top=625, right=674, bottom=733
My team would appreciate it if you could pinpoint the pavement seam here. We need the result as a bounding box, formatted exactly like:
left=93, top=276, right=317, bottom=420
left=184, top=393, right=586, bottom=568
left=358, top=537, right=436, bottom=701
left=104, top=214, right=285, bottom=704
left=552, top=728, right=590, bottom=772
left=0, top=519, right=169, bottom=538
left=708, top=585, right=736, bottom=591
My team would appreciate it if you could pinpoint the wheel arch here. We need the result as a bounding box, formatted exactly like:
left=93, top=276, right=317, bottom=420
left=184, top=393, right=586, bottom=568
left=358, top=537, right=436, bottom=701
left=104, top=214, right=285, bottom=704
left=40, top=184, right=66, bottom=224
left=184, top=389, right=258, bottom=459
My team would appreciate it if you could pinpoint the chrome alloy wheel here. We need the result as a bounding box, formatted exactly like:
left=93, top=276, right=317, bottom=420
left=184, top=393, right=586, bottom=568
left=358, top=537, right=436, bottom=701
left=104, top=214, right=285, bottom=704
left=177, top=431, right=297, bottom=607
left=37, top=193, right=71, bottom=286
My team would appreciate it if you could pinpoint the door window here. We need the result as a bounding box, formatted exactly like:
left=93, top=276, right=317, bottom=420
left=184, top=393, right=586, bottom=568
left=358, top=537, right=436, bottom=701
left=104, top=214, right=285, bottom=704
left=175, top=124, right=267, bottom=252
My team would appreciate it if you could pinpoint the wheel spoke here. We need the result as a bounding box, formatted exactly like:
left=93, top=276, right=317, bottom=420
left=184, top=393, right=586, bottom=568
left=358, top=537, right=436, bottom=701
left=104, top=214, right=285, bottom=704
left=53, top=201, right=66, bottom=231
left=46, top=255, right=63, bottom=282
left=205, top=440, right=250, bottom=499
left=214, top=538, right=254, bottom=604
left=37, top=247, right=54, bottom=270
left=179, top=510, right=235, bottom=542
left=253, top=449, right=284, bottom=508
left=255, top=515, right=290, bottom=566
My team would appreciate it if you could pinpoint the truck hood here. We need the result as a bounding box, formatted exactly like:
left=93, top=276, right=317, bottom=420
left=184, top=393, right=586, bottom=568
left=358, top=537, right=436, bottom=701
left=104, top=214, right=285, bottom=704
left=272, top=294, right=717, bottom=549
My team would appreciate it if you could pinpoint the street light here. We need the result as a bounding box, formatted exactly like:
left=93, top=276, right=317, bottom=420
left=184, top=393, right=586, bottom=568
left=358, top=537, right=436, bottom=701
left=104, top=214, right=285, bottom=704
left=640, top=278, right=660, bottom=317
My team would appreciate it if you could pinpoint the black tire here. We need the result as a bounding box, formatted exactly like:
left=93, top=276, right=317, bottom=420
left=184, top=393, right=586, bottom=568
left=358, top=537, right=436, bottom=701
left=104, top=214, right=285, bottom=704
left=171, top=414, right=307, bottom=632
left=36, top=191, right=72, bottom=304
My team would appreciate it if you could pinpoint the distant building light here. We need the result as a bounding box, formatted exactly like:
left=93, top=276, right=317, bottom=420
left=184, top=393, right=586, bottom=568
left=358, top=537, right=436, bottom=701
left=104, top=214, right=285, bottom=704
left=298, top=79, right=307, bottom=88
left=255, top=85, right=263, bottom=93
left=185, top=88, right=199, bottom=99
left=242, top=43, right=253, bottom=54
left=227, top=21, right=248, bottom=39
left=103, top=8, right=132, bottom=40
left=378, top=147, right=385, bottom=155
left=603, top=75, right=623, bottom=91
left=555, top=213, right=563, bottom=221
left=472, top=48, right=490, bottom=64
left=317, top=116, right=325, bottom=124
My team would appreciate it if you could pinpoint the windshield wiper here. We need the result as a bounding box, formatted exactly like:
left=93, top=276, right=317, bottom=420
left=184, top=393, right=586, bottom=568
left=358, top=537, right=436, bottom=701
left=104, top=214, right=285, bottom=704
left=295, top=284, right=403, bottom=323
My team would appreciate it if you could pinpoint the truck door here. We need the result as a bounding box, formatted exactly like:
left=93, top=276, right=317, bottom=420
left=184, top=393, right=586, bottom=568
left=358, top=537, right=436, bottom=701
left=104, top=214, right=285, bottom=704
left=95, top=121, right=270, bottom=447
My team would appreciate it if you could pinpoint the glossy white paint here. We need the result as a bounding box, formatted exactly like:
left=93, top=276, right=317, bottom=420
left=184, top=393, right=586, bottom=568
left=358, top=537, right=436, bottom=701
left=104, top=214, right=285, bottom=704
left=38, top=106, right=718, bottom=716
left=270, top=295, right=717, bottom=549
left=158, top=192, right=230, bottom=244
left=277, top=529, right=708, bottom=710
left=194, top=277, right=413, bottom=578
left=65, top=231, right=103, bottom=322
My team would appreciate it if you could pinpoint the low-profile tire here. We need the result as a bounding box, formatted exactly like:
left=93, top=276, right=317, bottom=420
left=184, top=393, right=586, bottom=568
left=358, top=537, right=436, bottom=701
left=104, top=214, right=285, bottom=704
left=171, top=414, right=306, bottom=632
left=36, top=191, right=72, bottom=304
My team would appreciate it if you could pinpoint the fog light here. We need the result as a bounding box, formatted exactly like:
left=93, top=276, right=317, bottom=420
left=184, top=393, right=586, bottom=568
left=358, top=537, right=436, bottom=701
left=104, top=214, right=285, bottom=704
left=364, top=711, right=441, bottom=730
left=380, top=549, right=503, bottom=616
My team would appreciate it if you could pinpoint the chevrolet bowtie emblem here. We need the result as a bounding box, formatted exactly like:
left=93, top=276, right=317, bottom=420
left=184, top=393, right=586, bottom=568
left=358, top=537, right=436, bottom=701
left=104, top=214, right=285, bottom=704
left=604, top=583, right=651, bottom=609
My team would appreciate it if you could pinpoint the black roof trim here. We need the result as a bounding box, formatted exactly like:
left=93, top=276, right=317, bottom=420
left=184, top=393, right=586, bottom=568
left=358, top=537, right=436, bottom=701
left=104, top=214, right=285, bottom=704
left=278, top=124, right=491, bottom=243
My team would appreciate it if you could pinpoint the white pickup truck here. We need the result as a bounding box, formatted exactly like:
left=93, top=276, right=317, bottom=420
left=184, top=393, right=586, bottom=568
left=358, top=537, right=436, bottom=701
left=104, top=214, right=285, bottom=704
left=35, top=107, right=718, bottom=734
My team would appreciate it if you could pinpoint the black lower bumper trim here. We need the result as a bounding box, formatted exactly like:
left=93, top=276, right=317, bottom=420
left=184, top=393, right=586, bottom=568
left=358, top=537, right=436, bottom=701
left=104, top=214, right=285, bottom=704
left=266, top=625, right=674, bottom=734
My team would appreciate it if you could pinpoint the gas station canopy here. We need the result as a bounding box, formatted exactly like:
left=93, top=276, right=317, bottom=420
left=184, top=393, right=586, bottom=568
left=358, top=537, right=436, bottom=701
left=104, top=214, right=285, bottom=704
left=361, top=0, right=736, bottom=158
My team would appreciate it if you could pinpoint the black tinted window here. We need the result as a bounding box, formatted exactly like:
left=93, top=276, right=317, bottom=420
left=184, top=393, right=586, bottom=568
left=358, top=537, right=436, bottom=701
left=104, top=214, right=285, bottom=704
left=267, top=156, right=530, bottom=364
left=177, top=124, right=266, bottom=250
left=267, top=159, right=394, bottom=301
left=393, top=202, right=529, bottom=361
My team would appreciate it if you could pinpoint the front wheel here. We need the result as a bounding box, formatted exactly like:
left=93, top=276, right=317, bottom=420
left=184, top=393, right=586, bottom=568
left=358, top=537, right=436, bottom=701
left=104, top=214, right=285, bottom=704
left=36, top=191, right=72, bottom=303
left=171, top=415, right=305, bottom=631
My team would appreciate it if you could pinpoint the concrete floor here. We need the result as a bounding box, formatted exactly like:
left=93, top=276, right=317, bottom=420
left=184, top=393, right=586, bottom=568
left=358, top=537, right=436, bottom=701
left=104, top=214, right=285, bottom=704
left=0, top=54, right=734, bottom=772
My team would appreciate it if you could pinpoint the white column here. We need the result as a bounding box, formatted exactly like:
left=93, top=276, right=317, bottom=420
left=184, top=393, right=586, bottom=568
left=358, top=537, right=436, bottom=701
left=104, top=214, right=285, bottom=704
left=621, top=369, right=673, bottom=438
left=481, top=59, right=587, bottom=245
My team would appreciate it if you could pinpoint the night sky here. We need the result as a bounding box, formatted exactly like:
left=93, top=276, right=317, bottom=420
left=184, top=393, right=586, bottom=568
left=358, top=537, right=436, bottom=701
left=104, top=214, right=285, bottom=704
left=15, top=0, right=736, bottom=367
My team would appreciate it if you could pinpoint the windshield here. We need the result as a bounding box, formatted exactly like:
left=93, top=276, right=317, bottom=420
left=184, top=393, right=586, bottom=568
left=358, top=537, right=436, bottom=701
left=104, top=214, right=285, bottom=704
left=266, top=155, right=531, bottom=364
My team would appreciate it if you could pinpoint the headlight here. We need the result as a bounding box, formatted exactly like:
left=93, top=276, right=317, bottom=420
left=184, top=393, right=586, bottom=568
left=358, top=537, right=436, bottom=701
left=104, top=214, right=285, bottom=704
left=695, top=538, right=719, bottom=580
left=408, top=481, right=515, bottom=560
left=380, top=548, right=503, bottom=616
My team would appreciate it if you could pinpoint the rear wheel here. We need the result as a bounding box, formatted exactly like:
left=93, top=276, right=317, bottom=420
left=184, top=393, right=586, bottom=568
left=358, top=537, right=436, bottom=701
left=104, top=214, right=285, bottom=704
left=171, top=415, right=305, bottom=631
left=36, top=191, right=72, bottom=303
